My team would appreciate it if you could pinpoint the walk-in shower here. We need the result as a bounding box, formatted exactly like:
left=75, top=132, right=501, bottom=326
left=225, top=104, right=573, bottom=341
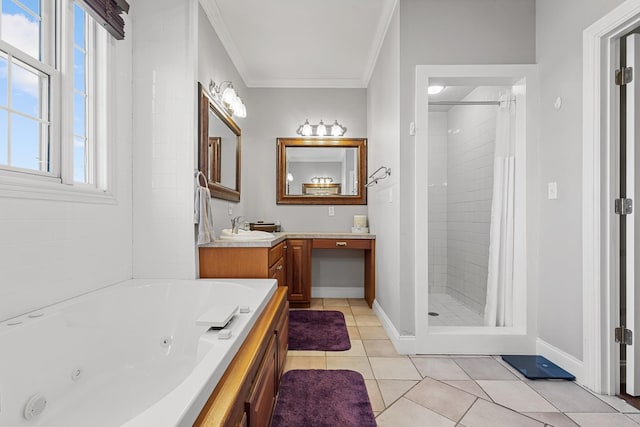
left=427, top=85, right=516, bottom=328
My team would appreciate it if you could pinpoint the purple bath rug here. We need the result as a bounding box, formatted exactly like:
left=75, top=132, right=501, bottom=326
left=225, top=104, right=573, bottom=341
left=271, top=370, right=376, bottom=427
left=288, top=310, right=350, bottom=351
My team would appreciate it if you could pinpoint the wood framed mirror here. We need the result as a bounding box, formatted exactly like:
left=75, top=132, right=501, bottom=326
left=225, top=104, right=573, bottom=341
left=198, top=82, right=241, bottom=202
left=277, top=137, right=367, bottom=205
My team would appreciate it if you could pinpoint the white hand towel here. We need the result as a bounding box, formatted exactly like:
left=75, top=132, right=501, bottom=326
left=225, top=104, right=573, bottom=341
left=195, top=186, right=215, bottom=245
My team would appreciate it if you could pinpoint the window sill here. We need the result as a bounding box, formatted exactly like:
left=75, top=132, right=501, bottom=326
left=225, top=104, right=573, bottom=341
left=0, top=174, right=117, bottom=204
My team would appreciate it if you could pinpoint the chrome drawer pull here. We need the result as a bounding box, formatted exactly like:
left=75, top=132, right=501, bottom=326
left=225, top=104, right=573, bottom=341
left=335, top=242, right=348, bottom=247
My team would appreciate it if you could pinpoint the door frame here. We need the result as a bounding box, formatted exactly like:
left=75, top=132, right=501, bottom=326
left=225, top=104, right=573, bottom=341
left=583, top=0, right=640, bottom=396
left=414, top=64, right=538, bottom=354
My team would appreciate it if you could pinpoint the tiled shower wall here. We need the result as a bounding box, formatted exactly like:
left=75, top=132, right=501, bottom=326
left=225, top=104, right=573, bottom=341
left=427, top=112, right=448, bottom=294
left=445, top=88, right=499, bottom=314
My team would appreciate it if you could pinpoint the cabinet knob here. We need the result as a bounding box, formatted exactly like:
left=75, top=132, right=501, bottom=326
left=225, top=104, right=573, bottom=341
left=336, top=242, right=348, bottom=247
left=276, top=265, right=283, bottom=271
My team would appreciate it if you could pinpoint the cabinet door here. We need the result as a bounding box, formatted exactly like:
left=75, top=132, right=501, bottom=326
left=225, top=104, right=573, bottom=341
left=268, top=257, right=286, bottom=287
left=246, top=336, right=277, bottom=427
left=285, top=239, right=311, bottom=304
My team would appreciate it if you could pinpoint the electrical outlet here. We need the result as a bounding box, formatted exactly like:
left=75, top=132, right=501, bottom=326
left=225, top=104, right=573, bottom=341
left=227, top=204, right=233, bottom=215
left=328, top=206, right=335, bottom=217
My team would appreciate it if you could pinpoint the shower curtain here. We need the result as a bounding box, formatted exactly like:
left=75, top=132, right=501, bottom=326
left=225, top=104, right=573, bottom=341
left=484, top=94, right=516, bottom=327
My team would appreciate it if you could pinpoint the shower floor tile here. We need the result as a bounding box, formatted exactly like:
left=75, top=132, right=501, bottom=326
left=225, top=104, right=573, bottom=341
left=428, top=293, right=484, bottom=326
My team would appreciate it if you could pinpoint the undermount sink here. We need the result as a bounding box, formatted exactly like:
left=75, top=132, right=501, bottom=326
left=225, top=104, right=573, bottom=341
left=218, top=229, right=275, bottom=241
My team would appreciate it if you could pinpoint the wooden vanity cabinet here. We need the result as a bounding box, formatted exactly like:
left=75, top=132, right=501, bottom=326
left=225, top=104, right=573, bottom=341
left=199, top=241, right=287, bottom=287
left=285, top=239, right=311, bottom=308
left=194, top=288, right=288, bottom=427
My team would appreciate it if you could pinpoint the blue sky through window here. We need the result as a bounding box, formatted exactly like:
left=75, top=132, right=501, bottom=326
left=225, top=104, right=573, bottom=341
left=1, top=0, right=40, bottom=60
left=73, top=2, right=87, bottom=182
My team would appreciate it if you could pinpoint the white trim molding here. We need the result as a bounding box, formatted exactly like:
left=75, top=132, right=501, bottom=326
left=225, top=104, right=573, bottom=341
left=413, top=64, right=537, bottom=355
left=311, top=287, right=364, bottom=299
left=536, top=338, right=585, bottom=385
left=373, top=300, right=416, bottom=354
left=582, top=0, right=640, bottom=395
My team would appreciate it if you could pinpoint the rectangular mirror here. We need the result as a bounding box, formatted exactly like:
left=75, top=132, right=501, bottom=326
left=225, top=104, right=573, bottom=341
left=277, top=138, right=367, bottom=205
left=198, top=82, right=241, bottom=202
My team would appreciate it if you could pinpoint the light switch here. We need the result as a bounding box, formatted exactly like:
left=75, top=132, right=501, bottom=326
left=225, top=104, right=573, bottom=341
left=548, top=182, right=558, bottom=200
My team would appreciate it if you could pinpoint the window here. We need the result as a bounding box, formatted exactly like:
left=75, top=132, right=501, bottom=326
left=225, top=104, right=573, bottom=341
left=0, top=0, right=52, bottom=175
left=0, top=0, right=113, bottom=198
left=73, top=2, right=92, bottom=184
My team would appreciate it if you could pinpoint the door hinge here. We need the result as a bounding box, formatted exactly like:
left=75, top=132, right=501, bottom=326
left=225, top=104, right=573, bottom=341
left=616, top=67, right=634, bottom=85
left=615, top=198, right=633, bottom=215
left=616, top=327, right=633, bottom=345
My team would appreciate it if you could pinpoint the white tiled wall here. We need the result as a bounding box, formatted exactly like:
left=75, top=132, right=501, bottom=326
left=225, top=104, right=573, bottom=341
left=132, top=0, right=199, bottom=279
left=427, top=112, right=448, bottom=294
left=428, top=87, right=504, bottom=317
left=445, top=87, right=501, bottom=314
left=0, top=22, right=133, bottom=321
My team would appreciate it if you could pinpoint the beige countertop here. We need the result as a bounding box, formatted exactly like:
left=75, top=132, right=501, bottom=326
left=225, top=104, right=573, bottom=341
left=199, top=232, right=376, bottom=248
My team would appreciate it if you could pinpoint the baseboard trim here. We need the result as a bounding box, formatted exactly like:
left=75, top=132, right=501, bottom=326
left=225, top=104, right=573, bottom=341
left=373, top=300, right=416, bottom=354
left=536, top=338, right=585, bottom=384
left=312, top=287, right=364, bottom=299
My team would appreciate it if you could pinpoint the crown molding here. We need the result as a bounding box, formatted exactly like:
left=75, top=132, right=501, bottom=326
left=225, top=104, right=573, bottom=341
left=199, top=0, right=250, bottom=86
left=244, top=78, right=366, bottom=89
left=362, top=0, right=398, bottom=87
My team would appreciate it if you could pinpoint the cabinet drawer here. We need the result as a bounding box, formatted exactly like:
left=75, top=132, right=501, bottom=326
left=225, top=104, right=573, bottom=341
left=268, top=241, right=285, bottom=267
left=312, top=239, right=371, bottom=250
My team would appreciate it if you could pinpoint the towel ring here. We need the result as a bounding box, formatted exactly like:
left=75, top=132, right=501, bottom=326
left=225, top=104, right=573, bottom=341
left=196, top=171, right=209, bottom=189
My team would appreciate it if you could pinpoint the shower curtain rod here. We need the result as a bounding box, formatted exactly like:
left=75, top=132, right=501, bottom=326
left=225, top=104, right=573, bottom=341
left=429, top=100, right=502, bottom=106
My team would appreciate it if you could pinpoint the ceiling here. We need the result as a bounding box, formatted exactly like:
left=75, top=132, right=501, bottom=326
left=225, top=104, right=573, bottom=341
left=200, top=0, right=397, bottom=88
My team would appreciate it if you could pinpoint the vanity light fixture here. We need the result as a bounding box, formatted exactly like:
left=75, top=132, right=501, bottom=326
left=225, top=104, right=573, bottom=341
left=209, top=79, right=247, bottom=118
left=296, top=119, right=347, bottom=137
left=428, top=85, right=445, bottom=95
left=310, top=176, right=333, bottom=184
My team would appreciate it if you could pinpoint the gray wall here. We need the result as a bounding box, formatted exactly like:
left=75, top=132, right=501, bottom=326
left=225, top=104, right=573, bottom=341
left=243, top=88, right=368, bottom=232
left=198, top=4, right=250, bottom=236
left=243, top=88, right=368, bottom=292
left=367, top=0, right=536, bottom=336
left=367, top=4, right=401, bottom=332
left=535, top=0, right=625, bottom=360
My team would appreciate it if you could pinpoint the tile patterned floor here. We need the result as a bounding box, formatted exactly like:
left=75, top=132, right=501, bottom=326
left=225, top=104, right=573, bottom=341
left=428, top=293, right=484, bottom=326
left=285, top=298, right=640, bottom=426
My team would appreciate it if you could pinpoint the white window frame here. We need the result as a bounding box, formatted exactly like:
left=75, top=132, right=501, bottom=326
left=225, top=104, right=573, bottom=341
left=0, top=0, right=115, bottom=203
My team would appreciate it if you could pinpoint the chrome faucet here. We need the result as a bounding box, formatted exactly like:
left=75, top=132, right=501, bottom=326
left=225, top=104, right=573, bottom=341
left=231, top=216, right=243, bottom=234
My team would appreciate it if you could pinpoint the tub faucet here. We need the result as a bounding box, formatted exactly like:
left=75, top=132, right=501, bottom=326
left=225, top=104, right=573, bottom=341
left=231, top=216, right=243, bottom=234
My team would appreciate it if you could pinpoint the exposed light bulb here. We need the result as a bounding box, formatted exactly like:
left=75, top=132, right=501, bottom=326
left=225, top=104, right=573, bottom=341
left=235, top=102, right=247, bottom=118
left=221, top=86, right=237, bottom=104
left=428, top=85, right=445, bottom=95
left=316, top=120, right=327, bottom=136
left=230, top=95, right=243, bottom=113
left=301, top=119, right=313, bottom=136
left=331, top=120, right=344, bottom=136
left=287, top=173, right=294, bottom=182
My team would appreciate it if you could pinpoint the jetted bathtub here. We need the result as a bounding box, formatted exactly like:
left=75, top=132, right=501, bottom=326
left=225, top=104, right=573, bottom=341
left=0, top=278, right=277, bottom=427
